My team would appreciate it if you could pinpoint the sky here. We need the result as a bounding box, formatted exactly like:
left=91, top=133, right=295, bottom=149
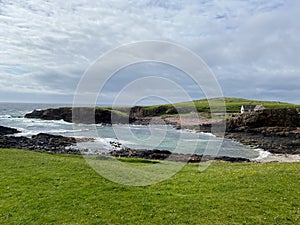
left=0, top=0, right=299, bottom=105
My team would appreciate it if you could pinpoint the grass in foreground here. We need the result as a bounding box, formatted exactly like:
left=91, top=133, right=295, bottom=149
left=0, top=148, right=299, bottom=224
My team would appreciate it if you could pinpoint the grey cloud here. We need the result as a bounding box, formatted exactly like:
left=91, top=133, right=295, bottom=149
left=0, top=0, right=299, bottom=104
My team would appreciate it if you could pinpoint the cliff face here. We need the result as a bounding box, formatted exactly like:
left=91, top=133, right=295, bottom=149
left=25, top=108, right=72, bottom=122
left=128, top=105, right=178, bottom=118
left=24, top=104, right=181, bottom=124
left=25, top=107, right=132, bottom=124
left=227, top=108, right=300, bottom=131
left=225, top=108, right=300, bottom=154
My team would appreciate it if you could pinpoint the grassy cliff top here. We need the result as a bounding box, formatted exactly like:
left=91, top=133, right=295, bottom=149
left=68, top=98, right=300, bottom=117
left=108, top=97, right=300, bottom=116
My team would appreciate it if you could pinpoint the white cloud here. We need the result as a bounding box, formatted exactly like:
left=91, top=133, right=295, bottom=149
left=0, top=0, right=299, bottom=104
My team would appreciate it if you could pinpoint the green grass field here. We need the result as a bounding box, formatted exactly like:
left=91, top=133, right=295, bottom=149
left=1, top=148, right=299, bottom=224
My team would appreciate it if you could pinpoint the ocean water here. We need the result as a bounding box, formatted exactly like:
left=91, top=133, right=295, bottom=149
left=0, top=103, right=265, bottom=159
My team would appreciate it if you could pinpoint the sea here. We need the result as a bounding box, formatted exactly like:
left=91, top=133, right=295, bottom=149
left=0, top=102, right=269, bottom=160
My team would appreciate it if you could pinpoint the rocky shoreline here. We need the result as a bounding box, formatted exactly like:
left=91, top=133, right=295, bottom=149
left=0, top=126, right=79, bottom=154
left=225, top=108, right=300, bottom=155
left=3, top=107, right=300, bottom=162
left=0, top=125, right=20, bottom=136
left=161, top=109, right=300, bottom=155
left=0, top=125, right=251, bottom=163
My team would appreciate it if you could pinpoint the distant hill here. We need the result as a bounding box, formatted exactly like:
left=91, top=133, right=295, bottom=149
left=26, top=97, right=300, bottom=123
left=113, top=97, right=300, bottom=116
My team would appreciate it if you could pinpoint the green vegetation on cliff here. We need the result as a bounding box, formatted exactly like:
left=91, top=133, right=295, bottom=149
left=114, top=97, right=300, bottom=116
left=25, top=98, right=300, bottom=122
left=1, top=148, right=300, bottom=224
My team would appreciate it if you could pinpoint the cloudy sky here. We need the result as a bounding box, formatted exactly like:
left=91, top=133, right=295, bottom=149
left=0, top=0, right=299, bottom=105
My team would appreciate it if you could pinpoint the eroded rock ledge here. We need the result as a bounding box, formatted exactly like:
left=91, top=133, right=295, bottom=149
left=0, top=127, right=78, bottom=154
left=0, top=125, right=20, bottom=136
left=110, top=148, right=250, bottom=163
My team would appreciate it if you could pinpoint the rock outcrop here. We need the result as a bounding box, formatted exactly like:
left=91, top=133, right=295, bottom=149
left=0, top=125, right=20, bottom=136
left=224, top=109, right=300, bottom=154
left=26, top=107, right=72, bottom=122
left=25, top=107, right=132, bottom=124
left=0, top=132, right=79, bottom=154
left=128, top=105, right=179, bottom=118
left=24, top=105, right=180, bottom=125
left=227, top=108, right=300, bottom=131
left=109, top=148, right=250, bottom=163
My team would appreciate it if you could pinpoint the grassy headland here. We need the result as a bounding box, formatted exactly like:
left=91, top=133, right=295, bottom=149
left=111, top=97, right=300, bottom=117
left=1, top=148, right=299, bottom=224
left=25, top=97, right=300, bottom=123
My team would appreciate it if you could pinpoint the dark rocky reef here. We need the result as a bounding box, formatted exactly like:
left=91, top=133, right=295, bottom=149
left=0, top=128, right=78, bottom=154
left=0, top=125, right=20, bottom=135
left=224, top=109, right=300, bottom=154
left=110, top=148, right=250, bottom=163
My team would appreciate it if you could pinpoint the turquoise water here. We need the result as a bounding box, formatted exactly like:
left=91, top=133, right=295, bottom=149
left=0, top=103, right=262, bottom=159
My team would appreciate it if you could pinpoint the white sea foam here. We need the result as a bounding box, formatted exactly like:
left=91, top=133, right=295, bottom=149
left=0, top=114, right=12, bottom=119
left=13, top=130, right=38, bottom=137
left=199, top=131, right=217, bottom=137
left=182, top=139, right=207, bottom=142
left=252, top=148, right=271, bottom=160
left=75, top=135, right=136, bottom=153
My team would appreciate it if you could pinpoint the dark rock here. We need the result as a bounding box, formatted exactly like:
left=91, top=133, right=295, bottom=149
left=109, top=148, right=250, bottom=163
left=227, top=108, right=300, bottom=131
left=110, top=148, right=172, bottom=160
left=0, top=135, right=31, bottom=149
left=223, top=109, right=300, bottom=154
left=214, top=156, right=250, bottom=163
left=0, top=132, right=79, bottom=154
left=31, top=133, right=76, bottom=147
left=129, top=105, right=178, bottom=118
left=25, top=107, right=132, bottom=124
left=25, top=108, right=72, bottom=122
left=0, top=125, right=20, bottom=136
